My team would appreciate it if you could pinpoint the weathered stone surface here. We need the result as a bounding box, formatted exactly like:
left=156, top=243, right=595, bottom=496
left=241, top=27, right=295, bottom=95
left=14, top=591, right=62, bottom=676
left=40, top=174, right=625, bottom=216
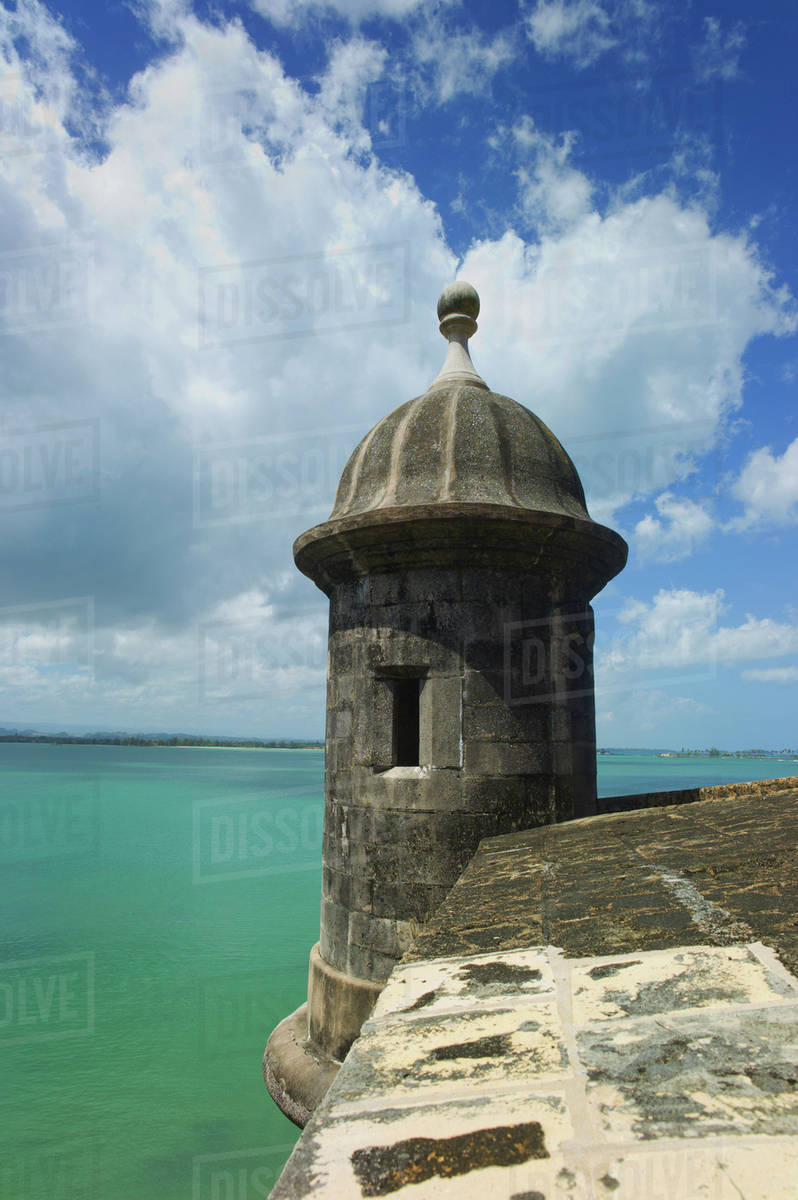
left=317, top=570, right=612, bottom=998
left=348, top=910, right=415, bottom=962
left=462, top=701, right=549, bottom=743
left=328, top=384, right=591, bottom=523
left=294, top=507, right=626, bottom=592
left=262, top=1004, right=339, bottom=1129
left=350, top=1121, right=549, bottom=1195
left=420, top=674, right=462, bottom=767
left=269, top=940, right=798, bottom=1197
left=332, top=1000, right=568, bottom=1104
left=581, top=1003, right=798, bottom=1142
left=306, top=944, right=383, bottom=1061
left=464, top=740, right=551, bottom=776
left=406, top=784, right=798, bottom=976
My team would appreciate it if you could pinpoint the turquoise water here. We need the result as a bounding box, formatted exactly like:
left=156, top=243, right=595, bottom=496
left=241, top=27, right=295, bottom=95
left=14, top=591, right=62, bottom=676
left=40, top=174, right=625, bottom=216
left=1, top=743, right=795, bottom=1198
left=1, top=745, right=322, bottom=1200
left=596, top=752, right=797, bottom=798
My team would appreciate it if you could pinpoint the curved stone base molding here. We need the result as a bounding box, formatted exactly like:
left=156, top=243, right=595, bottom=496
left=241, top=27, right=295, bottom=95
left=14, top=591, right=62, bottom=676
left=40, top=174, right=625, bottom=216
left=264, top=946, right=384, bottom=1128
left=263, top=1003, right=340, bottom=1129
left=307, top=943, right=384, bottom=1062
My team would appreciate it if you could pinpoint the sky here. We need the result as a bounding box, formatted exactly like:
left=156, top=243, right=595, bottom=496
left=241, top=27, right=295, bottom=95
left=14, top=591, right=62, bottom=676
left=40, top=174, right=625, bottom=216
left=0, top=0, right=796, bottom=747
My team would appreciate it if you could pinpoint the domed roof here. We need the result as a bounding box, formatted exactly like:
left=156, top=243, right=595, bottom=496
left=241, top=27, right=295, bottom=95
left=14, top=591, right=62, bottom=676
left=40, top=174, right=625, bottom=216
left=330, top=282, right=589, bottom=523
left=331, top=384, right=589, bottom=521
left=295, top=282, right=627, bottom=593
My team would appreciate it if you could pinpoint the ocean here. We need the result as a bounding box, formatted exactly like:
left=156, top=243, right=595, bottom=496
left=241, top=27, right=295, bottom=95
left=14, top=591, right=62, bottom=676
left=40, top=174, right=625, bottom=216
left=2, top=743, right=795, bottom=1198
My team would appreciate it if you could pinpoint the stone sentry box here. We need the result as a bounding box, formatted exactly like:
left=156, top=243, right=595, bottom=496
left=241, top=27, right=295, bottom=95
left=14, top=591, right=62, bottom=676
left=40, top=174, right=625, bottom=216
left=264, top=282, right=627, bottom=1127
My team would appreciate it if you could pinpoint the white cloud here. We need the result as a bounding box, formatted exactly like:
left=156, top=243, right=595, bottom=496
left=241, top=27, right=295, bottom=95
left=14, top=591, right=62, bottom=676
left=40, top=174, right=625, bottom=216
left=728, top=437, right=798, bottom=530
left=512, top=118, right=593, bottom=232
left=633, top=491, right=713, bottom=562
left=600, top=588, right=798, bottom=678
left=0, top=2, right=455, bottom=732
left=523, top=0, right=660, bottom=70
left=410, top=20, right=517, bottom=104
left=693, top=16, right=746, bottom=83
left=0, top=0, right=75, bottom=95
left=524, top=0, right=616, bottom=68
left=315, top=36, right=387, bottom=128
left=0, top=619, right=86, bottom=676
left=0, top=2, right=794, bottom=733
left=249, top=0, right=426, bottom=28
left=742, top=667, right=798, bottom=685
left=0, top=584, right=328, bottom=733
left=461, top=134, right=795, bottom=519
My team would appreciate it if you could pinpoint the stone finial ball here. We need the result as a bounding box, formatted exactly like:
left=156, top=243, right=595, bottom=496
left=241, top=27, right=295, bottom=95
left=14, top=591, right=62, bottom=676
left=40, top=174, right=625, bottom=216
left=437, top=280, right=480, bottom=322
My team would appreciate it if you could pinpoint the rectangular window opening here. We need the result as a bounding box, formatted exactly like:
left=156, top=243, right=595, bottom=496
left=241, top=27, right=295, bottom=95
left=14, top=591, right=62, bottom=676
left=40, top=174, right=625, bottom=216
left=393, top=677, right=421, bottom=766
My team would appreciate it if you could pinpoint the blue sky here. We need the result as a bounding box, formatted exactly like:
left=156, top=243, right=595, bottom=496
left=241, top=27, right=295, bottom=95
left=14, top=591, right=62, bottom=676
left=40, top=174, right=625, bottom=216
left=0, top=0, right=796, bottom=746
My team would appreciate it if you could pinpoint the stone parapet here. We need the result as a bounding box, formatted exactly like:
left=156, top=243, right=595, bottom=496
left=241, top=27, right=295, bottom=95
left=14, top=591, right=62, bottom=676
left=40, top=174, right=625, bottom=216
left=270, top=940, right=798, bottom=1198
left=268, top=780, right=798, bottom=1197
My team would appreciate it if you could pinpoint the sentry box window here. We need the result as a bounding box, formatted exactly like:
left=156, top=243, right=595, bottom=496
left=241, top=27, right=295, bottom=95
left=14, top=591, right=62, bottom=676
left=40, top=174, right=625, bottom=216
left=392, top=677, right=421, bottom=767
left=370, top=669, right=461, bottom=772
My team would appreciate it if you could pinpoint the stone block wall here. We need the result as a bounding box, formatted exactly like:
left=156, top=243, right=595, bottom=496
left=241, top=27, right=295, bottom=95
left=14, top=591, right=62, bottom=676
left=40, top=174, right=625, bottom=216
left=319, top=567, right=599, bottom=987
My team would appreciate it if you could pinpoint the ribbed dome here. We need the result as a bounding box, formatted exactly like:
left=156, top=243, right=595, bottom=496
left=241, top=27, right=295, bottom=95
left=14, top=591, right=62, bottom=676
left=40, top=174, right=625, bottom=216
left=296, top=283, right=626, bottom=594
left=330, top=384, right=590, bottom=522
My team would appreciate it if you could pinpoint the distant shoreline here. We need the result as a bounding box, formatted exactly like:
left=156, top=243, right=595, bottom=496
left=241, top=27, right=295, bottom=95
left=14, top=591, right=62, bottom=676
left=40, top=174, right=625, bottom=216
left=598, top=749, right=797, bottom=760
left=1, top=735, right=794, bottom=759
left=0, top=735, right=323, bottom=750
